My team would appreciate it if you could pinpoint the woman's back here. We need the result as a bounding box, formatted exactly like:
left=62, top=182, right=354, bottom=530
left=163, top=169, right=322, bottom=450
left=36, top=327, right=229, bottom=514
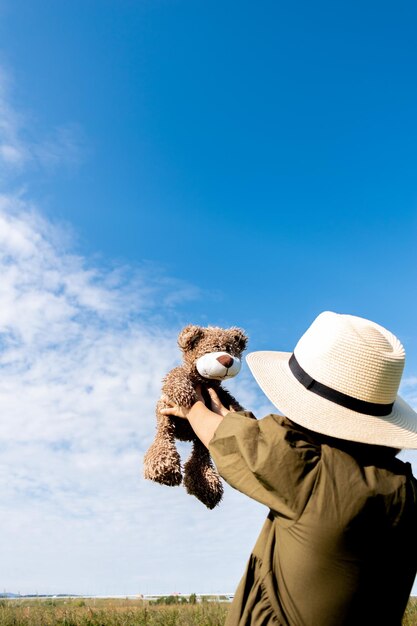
left=210, top=413, right=417, bottom=626
left=273, top=436, right=417, bottom=625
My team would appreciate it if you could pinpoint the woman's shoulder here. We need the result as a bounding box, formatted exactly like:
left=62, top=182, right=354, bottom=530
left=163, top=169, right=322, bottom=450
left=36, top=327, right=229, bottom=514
left=266, top=414, right=324, bottom=452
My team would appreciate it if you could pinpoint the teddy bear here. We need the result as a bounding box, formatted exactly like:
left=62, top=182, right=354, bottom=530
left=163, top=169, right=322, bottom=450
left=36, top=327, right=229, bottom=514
left=143, top=324, right=248, bottom=509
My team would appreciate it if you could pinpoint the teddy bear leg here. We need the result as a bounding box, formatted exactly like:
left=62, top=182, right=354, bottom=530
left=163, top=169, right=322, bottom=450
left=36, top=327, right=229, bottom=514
left=143, top=400, right=182, bottom=486
left=183, top=439, right=223, bottom=509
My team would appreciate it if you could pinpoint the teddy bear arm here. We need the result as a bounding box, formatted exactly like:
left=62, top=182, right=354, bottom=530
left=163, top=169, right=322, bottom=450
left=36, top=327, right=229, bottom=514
left=143, top=398, right=183, bottom=486
left=162, top=366, right=198, bottom=408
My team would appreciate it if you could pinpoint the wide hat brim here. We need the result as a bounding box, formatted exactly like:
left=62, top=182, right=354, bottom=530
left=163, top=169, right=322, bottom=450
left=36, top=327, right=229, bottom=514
left=246, top=351, right=417, bottom=449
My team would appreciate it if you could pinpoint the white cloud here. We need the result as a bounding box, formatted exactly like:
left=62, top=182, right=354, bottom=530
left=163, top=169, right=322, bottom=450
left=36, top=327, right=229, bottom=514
left=5, top=58, right=416, bottom=601
left=0, top=70, right=84, bottom=179
left=0, top=196, right=267, bottom=595
left=0, top=143, right=26, bottom=165
left=0, top=71, right=29, bottom=171
left=1, top=194, right=415, bottom=596
left=1, top=193, right=416, bottom=598
left=0, top=67, right=267, bottom=595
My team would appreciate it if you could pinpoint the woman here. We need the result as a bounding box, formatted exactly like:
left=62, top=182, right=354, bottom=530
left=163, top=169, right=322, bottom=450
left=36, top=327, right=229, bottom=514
left=162, top=311, right=417, bottom=626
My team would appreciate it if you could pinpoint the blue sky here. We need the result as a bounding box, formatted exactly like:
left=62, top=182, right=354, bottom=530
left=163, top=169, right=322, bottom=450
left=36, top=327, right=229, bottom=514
left=0, top=0, right=417, bottom=596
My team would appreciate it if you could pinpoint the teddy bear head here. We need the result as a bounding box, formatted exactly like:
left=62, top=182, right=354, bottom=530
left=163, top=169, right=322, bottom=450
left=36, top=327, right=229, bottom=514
left=177, top=325, right=248, bottom=381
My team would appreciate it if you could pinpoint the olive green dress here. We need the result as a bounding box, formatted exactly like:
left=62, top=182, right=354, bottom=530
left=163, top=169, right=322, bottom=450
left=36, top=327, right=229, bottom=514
left=209, top=412, right=417, bottom=626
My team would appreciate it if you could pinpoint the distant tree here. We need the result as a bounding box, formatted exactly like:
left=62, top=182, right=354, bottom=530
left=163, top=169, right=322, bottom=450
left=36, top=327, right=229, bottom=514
left=154, top=595, right=185, bottom=605
left=154, top=596, right=166, bottom=605
left=189, top=593, right=197, bottom=605
left=164, top=595, right=178, bottom=605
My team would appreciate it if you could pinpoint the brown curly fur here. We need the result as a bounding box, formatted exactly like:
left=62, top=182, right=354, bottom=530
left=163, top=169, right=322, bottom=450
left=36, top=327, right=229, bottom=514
left=143, top=325, right=248, bottom=509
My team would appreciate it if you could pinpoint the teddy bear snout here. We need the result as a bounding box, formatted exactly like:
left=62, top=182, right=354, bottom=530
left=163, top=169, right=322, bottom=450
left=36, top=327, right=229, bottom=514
left=216, top=355, right=234, bottom=368
left=196, top=351, right=242, bottom=380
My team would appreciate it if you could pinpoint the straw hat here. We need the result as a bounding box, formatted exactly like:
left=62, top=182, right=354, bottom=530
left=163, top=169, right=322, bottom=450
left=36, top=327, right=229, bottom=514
left=246, top=311, right=417, bottom=449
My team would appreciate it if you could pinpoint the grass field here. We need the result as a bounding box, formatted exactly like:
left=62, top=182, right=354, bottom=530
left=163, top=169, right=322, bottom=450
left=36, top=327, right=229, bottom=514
left=0, top=598, right=227, bottom=626
left=0, top=597, right=416, bottom=625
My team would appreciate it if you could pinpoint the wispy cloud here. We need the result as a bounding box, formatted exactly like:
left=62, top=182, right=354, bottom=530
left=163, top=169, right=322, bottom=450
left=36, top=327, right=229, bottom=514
left=0, top=69, right=84, bottom=179
left=0, top=197, right=179, bottom=587
left=401, top=376, right=417, bottom=391
left=1, top=187, right=416, bottom=596
left=0, top=195, right=268, bottom=595
left=400, top=377, right=417, bottom=431
left=0, top=70, right=28, bottom=170
left=0, top=66, right=267, bottom=594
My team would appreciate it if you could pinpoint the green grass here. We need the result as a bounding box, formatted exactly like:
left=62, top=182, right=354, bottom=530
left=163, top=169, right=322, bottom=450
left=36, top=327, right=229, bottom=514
left=0, top=597, right=416, bottom=625
left=0, top=598, right=228, bottom=626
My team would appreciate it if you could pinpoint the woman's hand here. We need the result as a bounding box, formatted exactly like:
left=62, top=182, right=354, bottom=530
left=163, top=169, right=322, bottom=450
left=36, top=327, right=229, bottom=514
left=161, top=386, right=232, bottom=420
left=206, top=387, right=232, bottom=417
left=160, top=385, right=231, bottom=448
left=161, top=385, right=206, bottom=420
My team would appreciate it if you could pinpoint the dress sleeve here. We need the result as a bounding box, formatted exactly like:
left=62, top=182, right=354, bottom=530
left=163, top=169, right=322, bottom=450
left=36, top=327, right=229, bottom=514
left=209, top=412, right=321, bottom=519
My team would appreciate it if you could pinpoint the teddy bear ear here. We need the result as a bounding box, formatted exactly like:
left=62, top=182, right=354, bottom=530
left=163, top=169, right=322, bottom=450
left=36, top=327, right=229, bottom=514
left=177, top=325, right=205, bottom=351
left=229, top=327, right=248, bottom=352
